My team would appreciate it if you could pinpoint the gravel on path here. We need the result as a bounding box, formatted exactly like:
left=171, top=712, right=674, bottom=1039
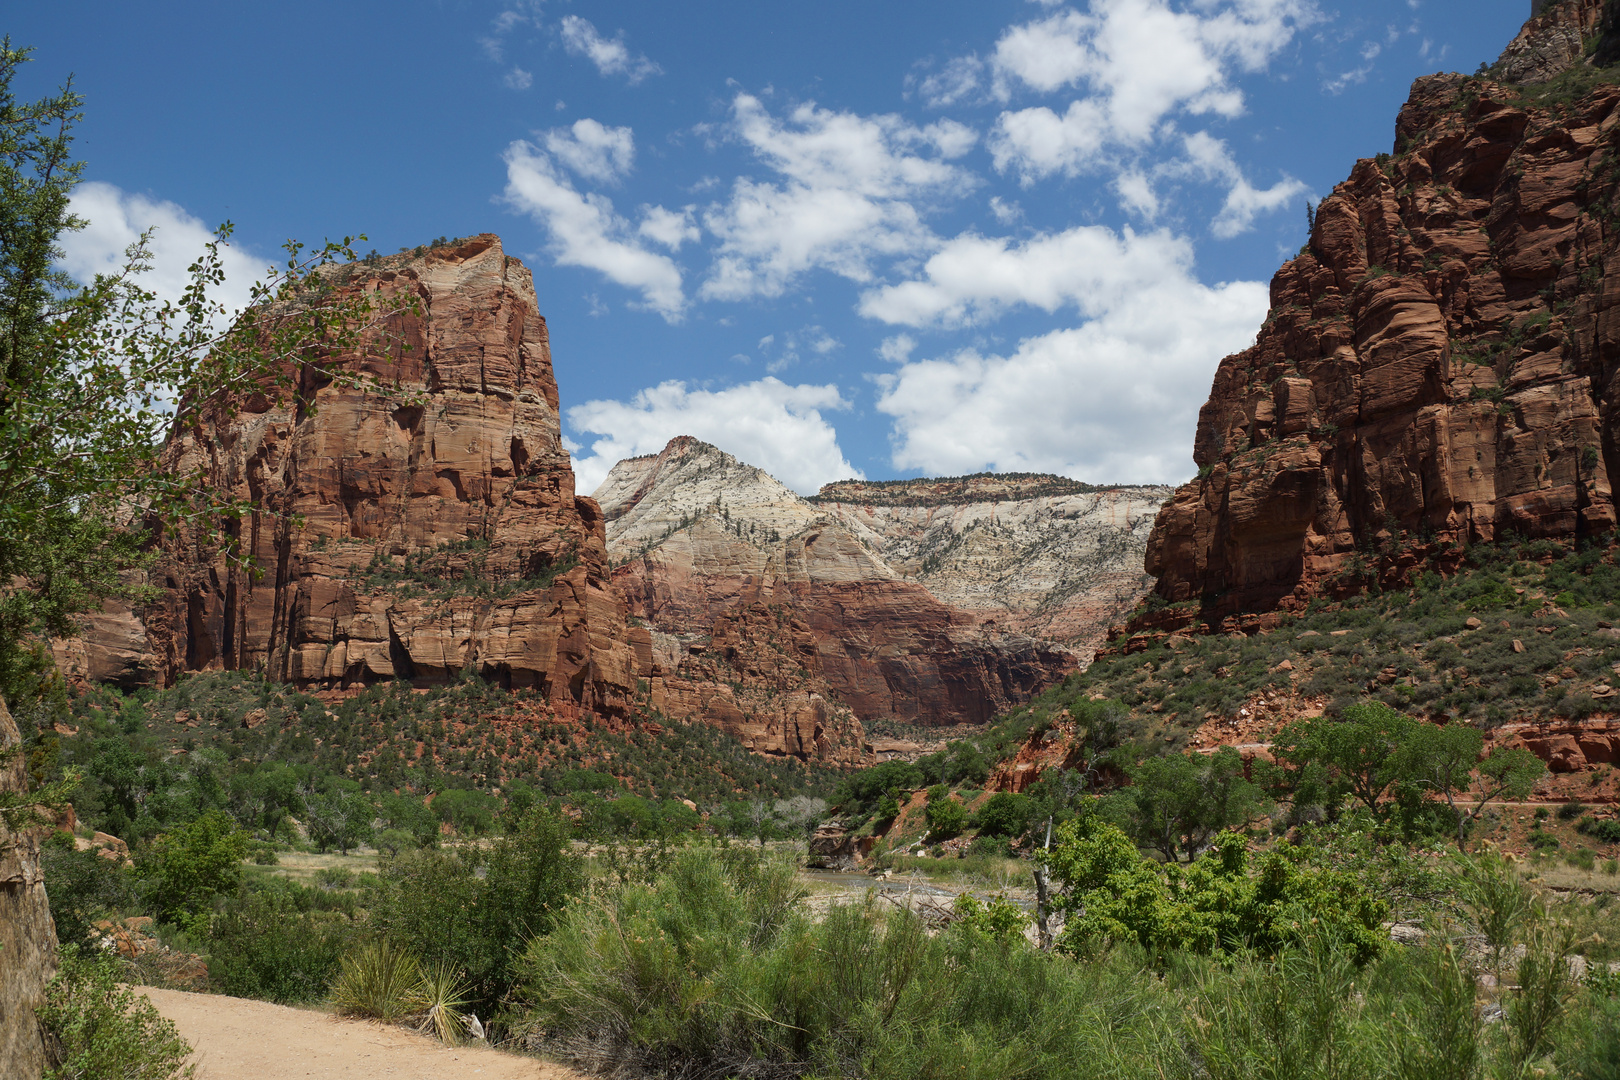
left=140, top=987, right=585, bottom=1080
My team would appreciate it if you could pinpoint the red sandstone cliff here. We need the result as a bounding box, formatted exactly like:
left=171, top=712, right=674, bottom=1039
left=1143, top=2, right=1620, bottom=625
left=136, top=236, right=644, bottom=719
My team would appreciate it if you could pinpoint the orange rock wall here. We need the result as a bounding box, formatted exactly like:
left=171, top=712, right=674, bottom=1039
left=146, top=236, right=642, bottom=719
left=1146, top=61, right=1620, bottom=619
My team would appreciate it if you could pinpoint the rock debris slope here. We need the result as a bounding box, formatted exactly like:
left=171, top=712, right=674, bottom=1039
left=598, top=438, right=1166, bottom=728
left=1143, top=0, right=1620, bottom=626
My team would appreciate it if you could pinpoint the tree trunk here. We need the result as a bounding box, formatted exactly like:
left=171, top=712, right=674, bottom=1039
left=1032, top=817, right=1053, bottom=950
left=0, top=696, right=58, bottom=1080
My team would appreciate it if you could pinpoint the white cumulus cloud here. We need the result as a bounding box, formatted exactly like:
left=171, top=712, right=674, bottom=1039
left=985, top=0, right=1317, bottom=182
left=502, top=138, right=686, bottom=320
left=544, top=118, right=635, bottom=184
left=859, top=223, right=1195, bottom=328
left=568, top=377, right=862, bottom=495
left=700, top=94, right=977, bottom=301
left=873, top=265, right=1270, bottom=484
left=558, top=15, right=662, bottom=84
left=1177, top=131, right=1307, bottom=239
left=58, top=181, right=267, bottom=322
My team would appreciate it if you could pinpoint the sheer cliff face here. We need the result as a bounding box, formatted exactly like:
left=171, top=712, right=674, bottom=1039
left=597, top=439, right=1158, bottom=728
left=1144, top=35, right=1620, bottom=622
left=147, top=236, right=641, bottom=718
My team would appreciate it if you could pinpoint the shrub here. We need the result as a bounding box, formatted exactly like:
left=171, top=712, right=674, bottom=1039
left=330, top=939, right=423, bottom=1022
left=38, top=945, right=195, bottom=1080
left=974, top=791, right=1034, bottom=839
left=925, top=795, right=968, bottom=839
left=315, top=866, right=355, bottom=890
left=370, top=805, right=581, bottom=1016
left=39, top=831, right=136, bottom=947
left=1047, top=820, right=1387, bottom=964
left=207, top=887, right=356, bottom=1003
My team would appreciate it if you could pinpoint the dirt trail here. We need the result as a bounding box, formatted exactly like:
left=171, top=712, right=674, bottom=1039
left=140, top=987, right=586, bottom=1080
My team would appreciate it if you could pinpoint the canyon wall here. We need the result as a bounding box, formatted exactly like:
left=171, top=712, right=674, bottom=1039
left=1143, top=1, right=1620, bottom=626
left=122, top=237, right=645, bottom=719
left=811, top=476, right=1167, bottom=650
left=598, top=438, right=1163, bottom=728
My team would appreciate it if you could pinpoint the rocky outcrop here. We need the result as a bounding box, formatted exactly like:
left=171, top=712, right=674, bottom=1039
left=0, top=697, right=56, bottom=1080
left=810, top=477, right=1168, bottom=650
left=1499, top=0, right=1605, bottom=85
left=1142, top=26, right=1620, bottom=624
left=136, top=236, right=643, bottom=718
left=640, top=602, right=869, bottom=765
left=599, top=438, right=1082, bottom=728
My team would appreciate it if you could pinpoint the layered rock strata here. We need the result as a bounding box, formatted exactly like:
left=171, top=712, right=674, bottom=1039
left=1143, top=11, right=1620, bottom=623
left=810, top=476, right=1168, bottom=649
left=599, top=438, right=1087, bottom=728
left=138, top=237, right=643, bottom=719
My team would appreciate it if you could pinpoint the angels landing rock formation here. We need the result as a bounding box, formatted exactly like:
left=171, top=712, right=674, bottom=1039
left=596, top=438, right=1159, bottom=729
left=1142, top=0, right=1620, bottom=626
left=137, top=236, right=644, bottom=719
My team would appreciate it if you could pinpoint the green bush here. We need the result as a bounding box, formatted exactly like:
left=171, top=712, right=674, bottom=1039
left=925, top=795, right=968, bottom=839
left=1047, top=820, right=1387, bottom=964
left=207, top=886, right=356, bottom=1003
left=370, top=805, right=581, bottom=1017
left=518, top=845, right=1179, bottom=1079
left=974, top=792, right=1034, bottom=839
left=38, top=946, right=194, bottom=1080
left=138, top=809, right=247, bottom=926
left=40, top=831, right=136, bottom=946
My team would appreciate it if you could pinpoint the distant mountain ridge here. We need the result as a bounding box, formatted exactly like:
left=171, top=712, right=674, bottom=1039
left=595, top=437, right=1169, bottom=728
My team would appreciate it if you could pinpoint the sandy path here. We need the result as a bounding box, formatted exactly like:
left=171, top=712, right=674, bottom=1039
left=140, top=987, right=586, bottom=1080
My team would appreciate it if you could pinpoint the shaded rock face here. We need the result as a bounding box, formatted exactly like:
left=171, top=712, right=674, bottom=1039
left=599, top=438, right=1080, bottom=728
left=1144, top=54, right=1620, bottom=622
left=0, top=697, right=55, bottom=1080
left=141, top=236, right=642, bottom=718
left=639, top=602, right=869, bottom=765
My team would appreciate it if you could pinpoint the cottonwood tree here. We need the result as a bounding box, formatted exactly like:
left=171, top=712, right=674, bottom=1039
left=1402, top=722, right=1543, bottom=851
left=1273, top=702, right=1545, bottom=846
left=1124, top=746, right=1267, bottom=863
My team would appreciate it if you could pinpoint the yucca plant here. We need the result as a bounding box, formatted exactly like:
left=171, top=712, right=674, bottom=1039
left=329, top=939, right=424, bottom=1023
left=411, top=962, right=473, bottom=1046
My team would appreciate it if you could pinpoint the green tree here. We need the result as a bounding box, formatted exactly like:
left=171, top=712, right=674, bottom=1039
left=973, top=791, right=1033, bottom=839
left=139, top=809, right=247, bottom=925
left=299, top=782, right=374, bottom=855
left=1401, top=724, right=1543, bottom=851
left=1272, top=703, right=1417, bottom=822
left=925, top=794, right=968, bottom=839
left=1124, top=746, right=1266, bottom=862
left=0, top=40, right=397, bottom=717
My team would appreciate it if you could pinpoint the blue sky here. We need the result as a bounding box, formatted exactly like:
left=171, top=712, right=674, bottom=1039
left=16, top=1, right=1532, bottom=494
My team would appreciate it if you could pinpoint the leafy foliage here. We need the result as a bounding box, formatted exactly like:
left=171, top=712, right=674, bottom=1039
left=38, top=946, right=194, bottom=1080
left=1047, top=818, right=1388, bottom=964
